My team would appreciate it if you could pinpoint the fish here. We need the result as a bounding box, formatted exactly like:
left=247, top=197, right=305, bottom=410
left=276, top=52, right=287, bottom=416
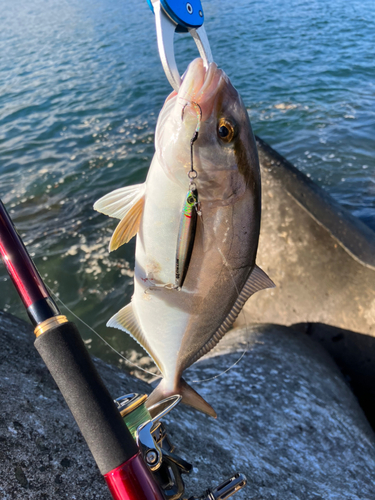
left=94, top=58, right=275, bottom=418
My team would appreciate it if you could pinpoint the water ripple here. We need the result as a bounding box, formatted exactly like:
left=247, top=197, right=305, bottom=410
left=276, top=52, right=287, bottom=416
left=0, top=0, right=374, bottom=360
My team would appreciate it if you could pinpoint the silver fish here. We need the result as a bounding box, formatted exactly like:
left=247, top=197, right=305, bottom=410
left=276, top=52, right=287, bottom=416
left=94, top=58, right=274, bottom=417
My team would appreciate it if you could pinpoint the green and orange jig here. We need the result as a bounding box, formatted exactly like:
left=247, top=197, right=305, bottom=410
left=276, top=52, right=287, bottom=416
left=175, top=102, right=202, bottom=289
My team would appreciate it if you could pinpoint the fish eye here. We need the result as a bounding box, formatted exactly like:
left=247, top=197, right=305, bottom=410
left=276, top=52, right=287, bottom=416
left=218, top=126, right=229, bottom=138
left=217, top=118, right=235, bottom=143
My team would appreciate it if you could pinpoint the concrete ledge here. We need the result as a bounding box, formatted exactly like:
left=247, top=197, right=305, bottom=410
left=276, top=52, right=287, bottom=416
left=240, top=138, right=375, bottom=336
left=1, top=311, right=375, bottom=499
left=256, top=137, right=375, bottom=269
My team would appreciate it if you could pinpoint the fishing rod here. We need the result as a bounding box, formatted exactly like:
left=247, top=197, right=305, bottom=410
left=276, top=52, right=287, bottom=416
left=0, top=199, right=164, bottom=500
left=0, top=197, right=247, bottom=499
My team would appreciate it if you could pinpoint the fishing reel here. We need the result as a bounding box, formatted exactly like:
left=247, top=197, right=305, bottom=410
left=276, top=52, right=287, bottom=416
left=115, top=393, right=247, bottom=500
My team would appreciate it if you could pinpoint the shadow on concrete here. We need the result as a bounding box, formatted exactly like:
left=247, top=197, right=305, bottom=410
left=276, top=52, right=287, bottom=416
left=293, top=322, right=375, bottom=430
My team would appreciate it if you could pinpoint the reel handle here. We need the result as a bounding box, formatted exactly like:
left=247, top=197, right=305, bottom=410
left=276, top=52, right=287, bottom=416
left=188, top=473, right=247, bottom=500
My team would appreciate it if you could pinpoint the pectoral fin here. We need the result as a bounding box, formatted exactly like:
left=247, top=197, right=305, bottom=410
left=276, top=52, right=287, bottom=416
left=109, top=195, right=145, bottom=251
left=94, top=184, right=146, bottom=251
left=94, top=184, right=145, bottom=220
left=188, top=265, right=275, bottom=366
left=107, top=303, right=163, bottom=373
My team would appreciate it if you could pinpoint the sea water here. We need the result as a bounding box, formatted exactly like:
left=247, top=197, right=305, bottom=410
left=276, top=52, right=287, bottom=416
left=0, top=0, right=374, bottom=364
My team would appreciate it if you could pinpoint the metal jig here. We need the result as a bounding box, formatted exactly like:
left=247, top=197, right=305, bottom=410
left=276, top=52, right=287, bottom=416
left=144, top=102, right=202, bottom=294
left=173, top=101, right=203, bottom=288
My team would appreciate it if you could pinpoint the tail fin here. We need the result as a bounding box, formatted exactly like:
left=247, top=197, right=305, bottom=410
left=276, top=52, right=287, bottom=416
left=145, top=377, right=217, bottom=418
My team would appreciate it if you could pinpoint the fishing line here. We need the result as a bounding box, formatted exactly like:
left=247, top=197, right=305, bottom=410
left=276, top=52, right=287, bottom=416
left=182, top=100, right=202, bottom=191
left=48, top=287, right=159, bottom=377
left=190, top=311, right=250, bottom=384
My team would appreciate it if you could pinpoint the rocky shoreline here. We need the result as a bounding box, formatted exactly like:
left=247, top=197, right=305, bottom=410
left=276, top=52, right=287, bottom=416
left=2, top=136, right=375, bottom=499
left=1, top=311, right=374, bottom=499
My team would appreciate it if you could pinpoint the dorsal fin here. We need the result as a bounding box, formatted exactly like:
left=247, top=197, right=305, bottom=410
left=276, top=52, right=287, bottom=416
left=107, top=303, right=163, bottom=373
left=94, top=184, right=145, bottom=220
left=109, top=195, right=145, bottom=251
left=188, top=265, right=275, bottom=366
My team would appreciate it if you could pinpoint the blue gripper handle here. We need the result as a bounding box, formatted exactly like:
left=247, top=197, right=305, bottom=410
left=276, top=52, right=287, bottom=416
left=147, top=0, right=205, bottom=30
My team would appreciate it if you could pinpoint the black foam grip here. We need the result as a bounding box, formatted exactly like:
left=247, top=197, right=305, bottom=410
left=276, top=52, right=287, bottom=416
left=34, top=322, right=139, bottom=474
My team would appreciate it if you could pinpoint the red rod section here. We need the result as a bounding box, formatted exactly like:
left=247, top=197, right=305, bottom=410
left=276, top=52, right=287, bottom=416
left=104, top=453, right=165, bottom=500
left=0, top=200, right=49, bottom=309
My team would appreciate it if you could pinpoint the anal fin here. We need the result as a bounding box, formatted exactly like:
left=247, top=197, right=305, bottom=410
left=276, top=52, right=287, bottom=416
left=107, top=303, right=162, bottom=373
left=188, top=265, right=275, bottom=366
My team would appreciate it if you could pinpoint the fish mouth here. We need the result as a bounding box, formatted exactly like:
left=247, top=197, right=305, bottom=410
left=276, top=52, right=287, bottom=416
left=177, top=58, right=224, bottom=120
left=156, top=58, right=225, bottom=184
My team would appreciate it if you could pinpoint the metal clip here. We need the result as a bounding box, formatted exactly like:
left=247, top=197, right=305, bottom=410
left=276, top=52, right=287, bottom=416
left=149, top=0, right=213, bottom=91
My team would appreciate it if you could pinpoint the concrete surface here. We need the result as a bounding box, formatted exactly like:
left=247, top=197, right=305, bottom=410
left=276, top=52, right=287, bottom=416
left=1, top=311, right=375, bottom=500
left=301, top=322, right=375, bottom=431
left=240, top=137, right=375, bottom=337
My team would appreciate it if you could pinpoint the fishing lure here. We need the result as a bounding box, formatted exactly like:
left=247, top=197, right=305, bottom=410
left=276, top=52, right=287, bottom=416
left=175, top=187, right=198, bottom=288
left=144, top=101, right=202, bottom=293
left=173, top=101, right=202, bottom=289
